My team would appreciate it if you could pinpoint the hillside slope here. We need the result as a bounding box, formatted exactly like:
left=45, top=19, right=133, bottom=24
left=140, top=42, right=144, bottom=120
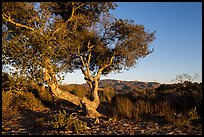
left=81, top=79, right=161, bottom=92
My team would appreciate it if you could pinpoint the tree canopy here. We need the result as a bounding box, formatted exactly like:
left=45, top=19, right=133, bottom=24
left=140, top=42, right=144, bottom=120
left=2, top=2, right=117, bottom=82
left=68, top=14, right=155, bottom=81
left=2, top=2, right=155, bottom=118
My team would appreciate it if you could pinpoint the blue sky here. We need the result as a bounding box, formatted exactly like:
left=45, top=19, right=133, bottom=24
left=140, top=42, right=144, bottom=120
left=63, top=2, right=202, bottom=84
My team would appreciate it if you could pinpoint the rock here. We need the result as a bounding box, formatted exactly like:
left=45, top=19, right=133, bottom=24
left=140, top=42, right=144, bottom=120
left=94, top=118, right=100, bottom=124
left=85, top=126, right=91, bottom=130
left=167, top=132, right=174, bottom=135
left=140, top=129, right=145, bottom=134
left=65, top=131, right=73, bottom=134
left=107, top=131, right=113, bottom=134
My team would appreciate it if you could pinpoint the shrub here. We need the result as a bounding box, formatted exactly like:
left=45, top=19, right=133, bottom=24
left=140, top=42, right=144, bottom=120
left=24, top=81, right=61, bottom=105
left=49, top=110, right=87, bottom=134
left=169, top=113, right=190, bottom=127
left=2, top=72, right=11, bottom=91
left=187, top=107, right=199, bottom=121
left=2, top=90, right=46, bottom=118
left=99, top=87, right=115, bottom=103
left=155, top=82, right=202, bottom=114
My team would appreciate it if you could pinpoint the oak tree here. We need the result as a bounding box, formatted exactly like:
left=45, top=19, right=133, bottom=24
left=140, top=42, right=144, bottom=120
left=68, top=14, right=155, bottom=117
left=2, top=2, right=155, bottom=118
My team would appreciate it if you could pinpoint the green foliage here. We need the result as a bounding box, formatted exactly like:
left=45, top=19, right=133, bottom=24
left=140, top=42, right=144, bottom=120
left=50, top=110, right=67, bottom=129
left=2, top=2, right=117, bottom=82
left=2, top=71, right=28, bottom=93
left=187, top=107, right=199, bottom=121
left=49, top=110, right=87, bottom=134
left=71, top=15, right=156, bottom=78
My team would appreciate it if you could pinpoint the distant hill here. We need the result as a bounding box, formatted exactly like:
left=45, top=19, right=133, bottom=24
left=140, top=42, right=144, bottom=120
left=81, top=79, right=161, bottom=93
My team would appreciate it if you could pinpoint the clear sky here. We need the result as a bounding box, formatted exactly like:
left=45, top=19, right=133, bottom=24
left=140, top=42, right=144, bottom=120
left=63, top=2, right=202, bottom=84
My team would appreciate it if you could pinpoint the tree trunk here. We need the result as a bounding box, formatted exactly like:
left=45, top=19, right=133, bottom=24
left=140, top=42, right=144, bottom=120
left=85, top=78, right=101, bottom=111
left=43, top=60, right=101, bottom=118
left=92, top=78, right=100, bottom=107
left=48, top=81, right=101, bottom=118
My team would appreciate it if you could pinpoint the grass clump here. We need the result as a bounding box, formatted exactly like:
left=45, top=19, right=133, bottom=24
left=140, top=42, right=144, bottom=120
left=187, top=107, right=200, bottom=121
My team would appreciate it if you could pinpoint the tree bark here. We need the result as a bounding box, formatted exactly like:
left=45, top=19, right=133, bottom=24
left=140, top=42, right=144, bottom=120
left=92, top=78, right=100, bottom=106
left=48, top=81, right=101, bottom=118
left=84, top=77, right=101, bottom=113
left=43, top=59, right=101, bottom=118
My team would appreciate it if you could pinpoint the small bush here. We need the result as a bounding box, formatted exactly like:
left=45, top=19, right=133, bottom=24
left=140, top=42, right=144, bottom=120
left=2, top=72, right=11, bottom=91
left=187, top=107, right=199, bottom=121
left=24, top=81, right=62, bottom=106
left=99, top=88, right=115, bottom=103
left=169, top=113, right=190, bottom=127
left=168, top=107, right=200, bottom=128
left=49, top=110, right=87, bottom=134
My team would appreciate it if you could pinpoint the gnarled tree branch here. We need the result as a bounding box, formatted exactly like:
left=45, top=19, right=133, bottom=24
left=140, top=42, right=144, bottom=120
left=96, top=54, right=115, bottom=79
left=2, top=13, right=34, bottom=31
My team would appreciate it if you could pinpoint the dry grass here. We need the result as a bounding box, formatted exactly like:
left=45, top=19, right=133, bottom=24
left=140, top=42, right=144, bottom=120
left=112, top=94, right=175, bottom=122
left=110, top=82, right=202, bottom=126
left=59, top=84, right=91, bottom=99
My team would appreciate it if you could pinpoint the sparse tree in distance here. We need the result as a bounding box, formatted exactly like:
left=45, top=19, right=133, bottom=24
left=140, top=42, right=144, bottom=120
left=2, top=2, right=155, bottom=118
left=172, top=73, right=199, bottom=83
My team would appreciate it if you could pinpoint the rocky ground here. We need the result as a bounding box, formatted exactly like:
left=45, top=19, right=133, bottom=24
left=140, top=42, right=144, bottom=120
left=83, top=117, right=202, bottom=135
left=2, top=108, right=202, bottom=135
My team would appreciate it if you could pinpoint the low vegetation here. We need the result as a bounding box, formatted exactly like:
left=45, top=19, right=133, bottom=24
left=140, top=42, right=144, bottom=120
left=2, top=89, right=46, bottom=118
left=110, top=81, right=202, bottom=128
left=48, top=110, right=87, bottom=135
left=2, top=72, right=202, bottom=135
